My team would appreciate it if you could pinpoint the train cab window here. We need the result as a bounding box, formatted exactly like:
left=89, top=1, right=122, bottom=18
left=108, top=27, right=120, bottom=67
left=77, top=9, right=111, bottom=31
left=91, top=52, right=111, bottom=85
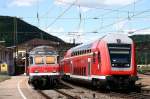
left=46, top=56, right=55, bottom=64
left=35, top=56, right=44, bottom=64
left=29, top=57, right=33, bottom=65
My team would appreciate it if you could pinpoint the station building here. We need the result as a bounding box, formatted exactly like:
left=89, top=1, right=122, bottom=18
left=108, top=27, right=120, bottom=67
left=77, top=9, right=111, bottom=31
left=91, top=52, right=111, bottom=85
left=0, top=45, right=14, bottom=75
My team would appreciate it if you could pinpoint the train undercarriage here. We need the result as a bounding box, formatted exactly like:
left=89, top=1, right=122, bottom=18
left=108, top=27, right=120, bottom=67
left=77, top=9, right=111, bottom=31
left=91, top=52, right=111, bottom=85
left=92, top=75, right=138, bottom=90
left=28, top=75, right=60, bottom=89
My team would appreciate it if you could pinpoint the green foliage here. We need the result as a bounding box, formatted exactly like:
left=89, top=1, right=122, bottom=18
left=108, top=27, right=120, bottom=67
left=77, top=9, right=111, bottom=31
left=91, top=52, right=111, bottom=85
left=0, top=16, right=65, bottom=47
left=137, top=66, right=150, bottom=74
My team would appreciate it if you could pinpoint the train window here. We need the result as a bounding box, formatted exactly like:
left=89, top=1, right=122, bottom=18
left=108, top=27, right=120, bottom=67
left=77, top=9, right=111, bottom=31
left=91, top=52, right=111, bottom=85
left=35, top=56, right=44, bottom=64
left=77, top=51, right=79, bottom=55
left=71, top=53, right=73, bottom=56
left=57, top=56, right=59, bottom=63
left=98, top=52, right=101, bottom=63
left=29, top=57, right=33, bottom=64
left=81, top=50, right=83, bottom=55
left=84, top=50, right=86, bottom=53
left=85, top=50, right=87, bottom=54
left=88, top=50, right=90, bottom=53
left=93, top=52, right=96, bottom=63
left=46, top=56, right=55, bottom=64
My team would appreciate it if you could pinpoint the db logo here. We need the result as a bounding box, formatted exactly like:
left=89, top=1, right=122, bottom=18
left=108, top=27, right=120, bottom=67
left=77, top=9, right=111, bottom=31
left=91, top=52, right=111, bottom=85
left=117, top=39, right=121, bottom=44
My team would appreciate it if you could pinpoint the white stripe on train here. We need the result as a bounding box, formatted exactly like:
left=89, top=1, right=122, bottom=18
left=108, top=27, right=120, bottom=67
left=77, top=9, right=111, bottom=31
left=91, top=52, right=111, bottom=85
left=29, top=73, right=59, bottom=76
left=69, top=74, right=106, bottom=80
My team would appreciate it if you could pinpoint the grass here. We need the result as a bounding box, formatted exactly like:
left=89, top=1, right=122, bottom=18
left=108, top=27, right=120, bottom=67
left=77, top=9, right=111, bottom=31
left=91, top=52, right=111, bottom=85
left=0, top=74, right=11, bottom=82
left=138, top=66, right=150, bottom=74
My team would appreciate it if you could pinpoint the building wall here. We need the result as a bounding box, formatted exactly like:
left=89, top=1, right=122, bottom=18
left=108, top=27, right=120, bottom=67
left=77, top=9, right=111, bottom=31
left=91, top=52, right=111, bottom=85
left=0, top=46, right=14, bottom=75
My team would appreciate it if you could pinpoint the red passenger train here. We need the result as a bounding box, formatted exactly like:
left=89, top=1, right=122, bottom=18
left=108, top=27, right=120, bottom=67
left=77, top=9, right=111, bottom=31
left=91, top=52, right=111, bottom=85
left=60, top=34, right=138, bottom=89
left=27, top=46, right=60, bottom=88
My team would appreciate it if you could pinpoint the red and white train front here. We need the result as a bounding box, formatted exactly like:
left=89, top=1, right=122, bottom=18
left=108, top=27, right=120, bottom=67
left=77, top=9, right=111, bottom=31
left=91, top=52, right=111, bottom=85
left=61, top=34, right=138, bottom=89
left=28, top=46, right=60, bottom=87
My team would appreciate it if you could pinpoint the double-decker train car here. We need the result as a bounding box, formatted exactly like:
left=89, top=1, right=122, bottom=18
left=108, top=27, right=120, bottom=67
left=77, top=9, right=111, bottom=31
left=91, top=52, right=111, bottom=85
left=28, top=46, right=60, bottom=88
left=60, top=34, right=138, bottom=89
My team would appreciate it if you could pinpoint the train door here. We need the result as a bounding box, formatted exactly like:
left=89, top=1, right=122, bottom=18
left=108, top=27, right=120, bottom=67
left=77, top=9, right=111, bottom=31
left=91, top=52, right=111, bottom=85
left=88, top=58, right=91, bottom=76
left=97, top=51, right=101, bottom=70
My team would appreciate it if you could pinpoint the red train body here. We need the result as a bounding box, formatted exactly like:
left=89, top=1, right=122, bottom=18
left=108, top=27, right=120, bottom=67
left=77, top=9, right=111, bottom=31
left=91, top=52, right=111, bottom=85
left=60, top=34, right=138, bottom=89
left=28, top=46, right=60, bottom=87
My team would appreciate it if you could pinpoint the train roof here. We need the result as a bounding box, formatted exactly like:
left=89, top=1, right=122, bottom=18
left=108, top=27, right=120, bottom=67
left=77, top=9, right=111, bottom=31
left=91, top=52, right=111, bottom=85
left=102, top=33, right=132, bottom=44
left=29, top=46, right=57, bottom=55
left=68, top=33, right=132, bottom=52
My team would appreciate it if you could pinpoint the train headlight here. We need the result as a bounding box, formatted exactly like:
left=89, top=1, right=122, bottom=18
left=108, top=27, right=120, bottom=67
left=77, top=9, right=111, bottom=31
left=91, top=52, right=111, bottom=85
left=52, top=70, right=56, bottom=73
left=34, top=70, right=39, bottom=73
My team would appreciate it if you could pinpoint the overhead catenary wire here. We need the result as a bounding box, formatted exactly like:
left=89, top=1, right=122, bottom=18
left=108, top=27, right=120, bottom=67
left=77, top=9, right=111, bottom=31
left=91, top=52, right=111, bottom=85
left=95, top=0, right=142, bottom=18
left=56, top=0, right=141, bottom=14
left=92, top=8, right=150, bottom=33
left=45, top=0, right=77, bottom=29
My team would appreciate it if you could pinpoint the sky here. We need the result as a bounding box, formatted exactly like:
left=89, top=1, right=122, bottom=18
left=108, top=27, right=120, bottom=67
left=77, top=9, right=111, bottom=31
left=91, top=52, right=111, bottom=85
left=0, top=0, right=150, bottom=43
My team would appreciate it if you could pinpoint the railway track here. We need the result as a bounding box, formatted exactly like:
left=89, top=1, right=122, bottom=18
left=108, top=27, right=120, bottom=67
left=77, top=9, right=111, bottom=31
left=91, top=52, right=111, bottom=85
left=54, top=89, right=80, bottom=99
left=37, top=90, right=52, bottom=99
left=29, top=79, right=150, bottom=99
left=108, top=91, right=149, bottom=99
left=34, top=82, right=81, bottom=99
left=61, top=80, right=150, bottom=99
